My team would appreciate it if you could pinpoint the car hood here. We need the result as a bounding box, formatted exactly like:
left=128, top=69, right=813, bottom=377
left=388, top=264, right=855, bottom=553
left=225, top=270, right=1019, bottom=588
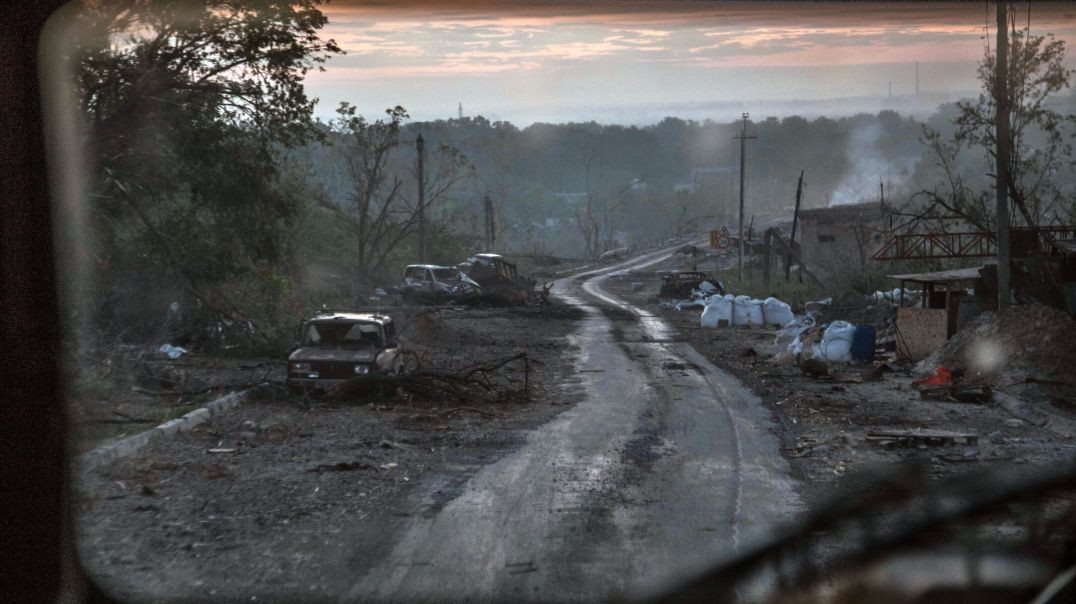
left=288, top=347, right=377, bottom=363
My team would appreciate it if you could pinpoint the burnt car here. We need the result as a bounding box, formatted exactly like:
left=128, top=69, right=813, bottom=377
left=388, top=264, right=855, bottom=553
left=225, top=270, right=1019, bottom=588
left=286, top=312, right=401, bottom=393
left=400, top=264, right=480, bottom=303
left=458, top=253, right=536, bottom=304
left=658, top=270, right=724, bottom=299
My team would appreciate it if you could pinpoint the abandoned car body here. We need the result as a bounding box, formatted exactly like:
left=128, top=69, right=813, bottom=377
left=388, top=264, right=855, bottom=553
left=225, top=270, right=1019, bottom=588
left=286, top=312, right=401, bottom=393
left=658, top=270, right=724, bottom=299
left=400, top=264, right=480, bottom=303
left=458, top=253, right=536, bottom=304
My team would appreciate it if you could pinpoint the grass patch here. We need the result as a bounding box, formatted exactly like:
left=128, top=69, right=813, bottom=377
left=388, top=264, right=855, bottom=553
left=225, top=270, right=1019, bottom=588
left=711, top=267, right=825, bottom=304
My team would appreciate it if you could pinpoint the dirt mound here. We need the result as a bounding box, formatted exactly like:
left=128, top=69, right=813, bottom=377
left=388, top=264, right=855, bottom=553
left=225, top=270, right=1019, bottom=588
left=916, top=305, right=1076, bottom=392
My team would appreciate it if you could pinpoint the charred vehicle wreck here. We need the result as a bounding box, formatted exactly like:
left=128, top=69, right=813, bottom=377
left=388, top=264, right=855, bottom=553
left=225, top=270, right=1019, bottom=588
left=457, top=253, right=537, bottom=305
left=399, top=264, right=480, bottom=303
left=286, top=312, right=401, bottom=394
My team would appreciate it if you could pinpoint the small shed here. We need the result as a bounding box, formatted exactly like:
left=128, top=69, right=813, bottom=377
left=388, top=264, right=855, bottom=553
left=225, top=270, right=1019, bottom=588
left=888, top=266, right=988, bottom=361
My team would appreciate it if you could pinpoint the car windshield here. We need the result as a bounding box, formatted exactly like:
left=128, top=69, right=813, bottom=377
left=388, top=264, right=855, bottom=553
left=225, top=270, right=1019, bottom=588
left=431, top=268, right=456, bottom=280
left=303, top=321, right=380, bottom=348
left=48, top=0, right=1076, bottom=602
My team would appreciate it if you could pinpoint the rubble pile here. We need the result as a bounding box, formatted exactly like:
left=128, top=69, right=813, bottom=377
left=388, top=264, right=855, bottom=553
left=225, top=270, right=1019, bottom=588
left=916, top=304, right=1076, bottom=399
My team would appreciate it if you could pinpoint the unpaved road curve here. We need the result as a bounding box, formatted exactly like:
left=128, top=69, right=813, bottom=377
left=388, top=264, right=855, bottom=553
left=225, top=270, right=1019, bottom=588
left=343, top=247, right=802, bottom=603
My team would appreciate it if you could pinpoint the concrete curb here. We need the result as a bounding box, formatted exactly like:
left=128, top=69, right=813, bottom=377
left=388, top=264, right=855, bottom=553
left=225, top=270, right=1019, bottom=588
left=78, top=389, right=251, bottom=471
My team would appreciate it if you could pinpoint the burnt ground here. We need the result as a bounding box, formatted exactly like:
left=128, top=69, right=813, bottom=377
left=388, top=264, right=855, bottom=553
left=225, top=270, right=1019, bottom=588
left=598, top=259, right=1076, bottom=513
left=74, top=303, right=585, bottom=601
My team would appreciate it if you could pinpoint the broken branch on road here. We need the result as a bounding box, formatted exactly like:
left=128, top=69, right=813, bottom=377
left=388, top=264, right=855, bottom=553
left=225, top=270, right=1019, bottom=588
left=321, top=352, right=537, bottom=405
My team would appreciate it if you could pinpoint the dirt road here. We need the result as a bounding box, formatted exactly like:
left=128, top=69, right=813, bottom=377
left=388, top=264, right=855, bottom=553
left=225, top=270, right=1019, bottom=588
left=342, top=248, right=802, bottom=602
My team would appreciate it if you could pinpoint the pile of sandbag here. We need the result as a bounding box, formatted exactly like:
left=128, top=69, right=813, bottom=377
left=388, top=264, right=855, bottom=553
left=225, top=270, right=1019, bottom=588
left=699, top=295, right=794, bottom=328
left=773, top=318, right=876, bottom=364
left=869, top=288, right=919, bottom=306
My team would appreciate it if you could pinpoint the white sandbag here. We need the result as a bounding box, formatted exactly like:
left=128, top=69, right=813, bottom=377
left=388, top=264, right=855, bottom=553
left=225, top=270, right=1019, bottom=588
left=761, top=297, right=794, bottom=326
left=747, top=299, right=765, bottom=325
left=701, top=294, right=734, bottom=327
left=700, top=303, right=720, bottom=328
left=731, top=295, right=752, bottom=326
left=699, top=281, right=719, bottom=294
left=818, top=320, right=856, bottom=362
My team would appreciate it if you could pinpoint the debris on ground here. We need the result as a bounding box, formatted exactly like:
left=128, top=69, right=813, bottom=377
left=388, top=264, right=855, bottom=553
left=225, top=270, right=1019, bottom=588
left=322, top=352, right=538, bottom=405
left=865, top=429, right=979, bottom=448
left=915, top=304, right=1076, bottom=402
left=657, top=270, right=723, bottom=300
left=598, top=256, right=1076, bottom=515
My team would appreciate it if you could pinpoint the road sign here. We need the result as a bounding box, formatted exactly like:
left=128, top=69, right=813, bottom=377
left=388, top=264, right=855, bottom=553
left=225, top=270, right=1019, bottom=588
left=711, top=225, right=732, bottom=250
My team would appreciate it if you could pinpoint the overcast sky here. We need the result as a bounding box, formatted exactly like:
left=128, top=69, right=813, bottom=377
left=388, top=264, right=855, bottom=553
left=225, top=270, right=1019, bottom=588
left=306, top=1, right=1076, bottom=125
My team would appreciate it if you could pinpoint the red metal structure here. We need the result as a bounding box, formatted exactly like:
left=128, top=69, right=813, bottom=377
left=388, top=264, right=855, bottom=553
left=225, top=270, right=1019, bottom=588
left=873, top=226, right=1076, bottom=260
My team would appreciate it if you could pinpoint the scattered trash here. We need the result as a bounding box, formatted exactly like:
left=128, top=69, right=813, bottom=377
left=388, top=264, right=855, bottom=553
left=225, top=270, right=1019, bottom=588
left=699, top=281, right=721, bottom=295
left=804, top=297, right=833, bottom=317
left=918, top=384, right=991, bottom=402
left=379, top=462, right=398, bottom=470
left=865, top=429, right=978, bottom=448
left=773, top=315, right=816, bottom=362
left=659, top=271, right=722, bottom=299
left=308, top=461, right=375, bottom=473
left=158, top=344, right=188, bottom=359
left=869, top=288, right=920, bottom=306
left=913, top=366, right=952, bottom=388
left=206, top=448, right=236, bottom=454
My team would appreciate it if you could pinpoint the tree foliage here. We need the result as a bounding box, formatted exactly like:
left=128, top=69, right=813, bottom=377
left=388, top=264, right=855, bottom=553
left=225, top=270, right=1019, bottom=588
left=324, top=103, right=473, bottom=282
left=915, top=17, right=1075, bottom=229
left=73, top=0, right=340, bottom=346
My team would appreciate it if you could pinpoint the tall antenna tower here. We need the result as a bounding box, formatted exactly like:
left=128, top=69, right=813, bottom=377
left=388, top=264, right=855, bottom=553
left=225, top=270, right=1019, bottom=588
left=458, top=102, right=463, bottom=120
left=915, top=62, right=920, bottom=96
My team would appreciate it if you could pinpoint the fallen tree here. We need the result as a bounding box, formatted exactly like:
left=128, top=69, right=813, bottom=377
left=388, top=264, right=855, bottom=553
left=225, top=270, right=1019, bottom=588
left=321, top=352, right=541, bottom=404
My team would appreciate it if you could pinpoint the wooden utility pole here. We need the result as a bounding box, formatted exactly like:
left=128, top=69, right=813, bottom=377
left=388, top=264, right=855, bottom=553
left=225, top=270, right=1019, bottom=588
left=996, top=1, right=1012, bottom=307
left=786, top=170, right=804, bottom=280
left=483, top=194, right=496, bottom=250
left=733, top=113, right=756, bottom=282
left=416, top=134, right=426, bottom=263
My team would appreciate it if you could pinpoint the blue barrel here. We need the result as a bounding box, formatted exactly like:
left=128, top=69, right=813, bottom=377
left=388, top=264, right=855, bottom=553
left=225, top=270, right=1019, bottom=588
left=851, top=324, right=876, bottom=362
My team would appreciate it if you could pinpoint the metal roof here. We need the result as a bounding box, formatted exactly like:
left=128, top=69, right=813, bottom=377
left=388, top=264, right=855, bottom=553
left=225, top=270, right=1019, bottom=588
left=405, top=264, right=452, bottom=270
left=887, top=265, right=989, bottom=284
left=1050, top=239, right=1076, bottom=254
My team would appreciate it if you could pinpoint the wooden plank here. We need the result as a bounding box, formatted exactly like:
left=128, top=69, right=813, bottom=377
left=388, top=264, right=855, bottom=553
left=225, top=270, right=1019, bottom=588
left=895, top=306, right=948, bottom=361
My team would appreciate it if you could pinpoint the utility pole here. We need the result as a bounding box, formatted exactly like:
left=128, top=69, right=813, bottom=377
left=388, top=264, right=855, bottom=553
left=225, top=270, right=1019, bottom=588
left=416, top=134, right=426, bottom=263
left=996, top=1, right=1012, bottom=307
left=483, top=194, right=496, bottom=250
left=786, top=170, right=804, bottom=280
left=733, top=113, right=756, bottom=282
